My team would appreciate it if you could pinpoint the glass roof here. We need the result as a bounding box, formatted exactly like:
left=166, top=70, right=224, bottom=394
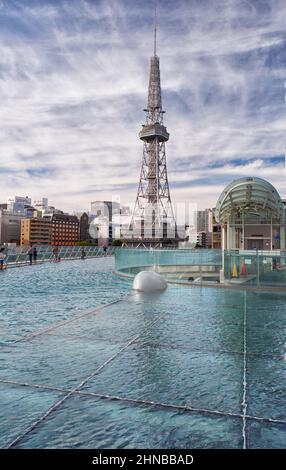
left=215, top=177, right=285, bottom=223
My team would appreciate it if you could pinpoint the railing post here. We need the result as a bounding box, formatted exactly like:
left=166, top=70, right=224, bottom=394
left=256, top=250, right=260, bottom=287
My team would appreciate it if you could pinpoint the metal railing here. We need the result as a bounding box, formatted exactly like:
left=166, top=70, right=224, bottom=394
left=1, top=245, right=116, bottom=268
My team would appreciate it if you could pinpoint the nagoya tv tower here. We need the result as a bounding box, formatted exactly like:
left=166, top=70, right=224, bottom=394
left=124, top=6, right=177, bottom=248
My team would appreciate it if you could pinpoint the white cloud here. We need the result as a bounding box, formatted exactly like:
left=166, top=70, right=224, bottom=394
left=0, top=0, right=286, bottom=212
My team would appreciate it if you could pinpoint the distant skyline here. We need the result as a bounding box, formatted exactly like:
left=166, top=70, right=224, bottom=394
left=1, top=0, right=286, bottom=212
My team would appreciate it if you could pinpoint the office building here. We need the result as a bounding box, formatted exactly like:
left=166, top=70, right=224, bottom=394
left=49, top=213, right=79, bottom=246
left=195, top=209, right=212, bottom=233
left=33, top=198, right=48, bottom=213
left=21, top=218, right=52, bottom=246
left=7, top=196, right=31, bottom=214
left=75, top=212, right=90, bottom=242
left=90, top=201, right=120, bottom=221
left=0, top=212, right=24, bottom=245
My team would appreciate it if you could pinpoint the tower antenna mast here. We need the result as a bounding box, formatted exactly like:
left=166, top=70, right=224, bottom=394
left=154, top=1, right=157, bottom=56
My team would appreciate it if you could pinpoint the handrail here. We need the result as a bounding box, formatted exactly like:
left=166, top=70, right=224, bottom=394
left=3, top=245, right=116, bottom=267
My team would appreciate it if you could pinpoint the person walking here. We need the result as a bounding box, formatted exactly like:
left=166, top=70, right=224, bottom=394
left=81, top=247, right=86, bottom=260
left=28, top=244, right=33, bottom=265
left=0, top=247, right=6, bottom=270
left=52, top=246, right=58, bottom=262
left=33, top=246, right=38, bottom=263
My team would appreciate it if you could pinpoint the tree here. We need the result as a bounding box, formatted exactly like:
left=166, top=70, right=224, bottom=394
left=112, top=239, right=123, bottom=247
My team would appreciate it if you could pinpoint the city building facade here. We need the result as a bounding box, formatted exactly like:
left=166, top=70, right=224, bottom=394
left=210, top=210, right=221, bottom=249
left=7, top=196, right=31, bottom=214
left=76, top=212, right=90, bottom=242
left=33, top=198, right=49, bottom=213
left=21, top=218, right=52, bottom=246
left=197, top=231, right=212, bottom=248
left=90, top=201, right=121, bottom=246
left=90, top=201, right=120, bottom=221
left=0, top=212, right=24, bottom=245
left=195, top=209, right=212, bottom=233
left=49, top=213, right=80, bottom=246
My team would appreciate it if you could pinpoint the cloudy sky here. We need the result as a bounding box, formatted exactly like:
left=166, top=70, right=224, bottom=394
left=1, top=0, right=286, bottom=213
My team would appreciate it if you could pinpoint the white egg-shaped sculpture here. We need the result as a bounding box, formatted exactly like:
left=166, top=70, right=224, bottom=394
left=132, top=271, right=167, bottom=292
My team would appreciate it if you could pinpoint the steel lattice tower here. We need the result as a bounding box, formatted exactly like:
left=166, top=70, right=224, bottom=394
left=124, top=10, right=177, bottom=247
